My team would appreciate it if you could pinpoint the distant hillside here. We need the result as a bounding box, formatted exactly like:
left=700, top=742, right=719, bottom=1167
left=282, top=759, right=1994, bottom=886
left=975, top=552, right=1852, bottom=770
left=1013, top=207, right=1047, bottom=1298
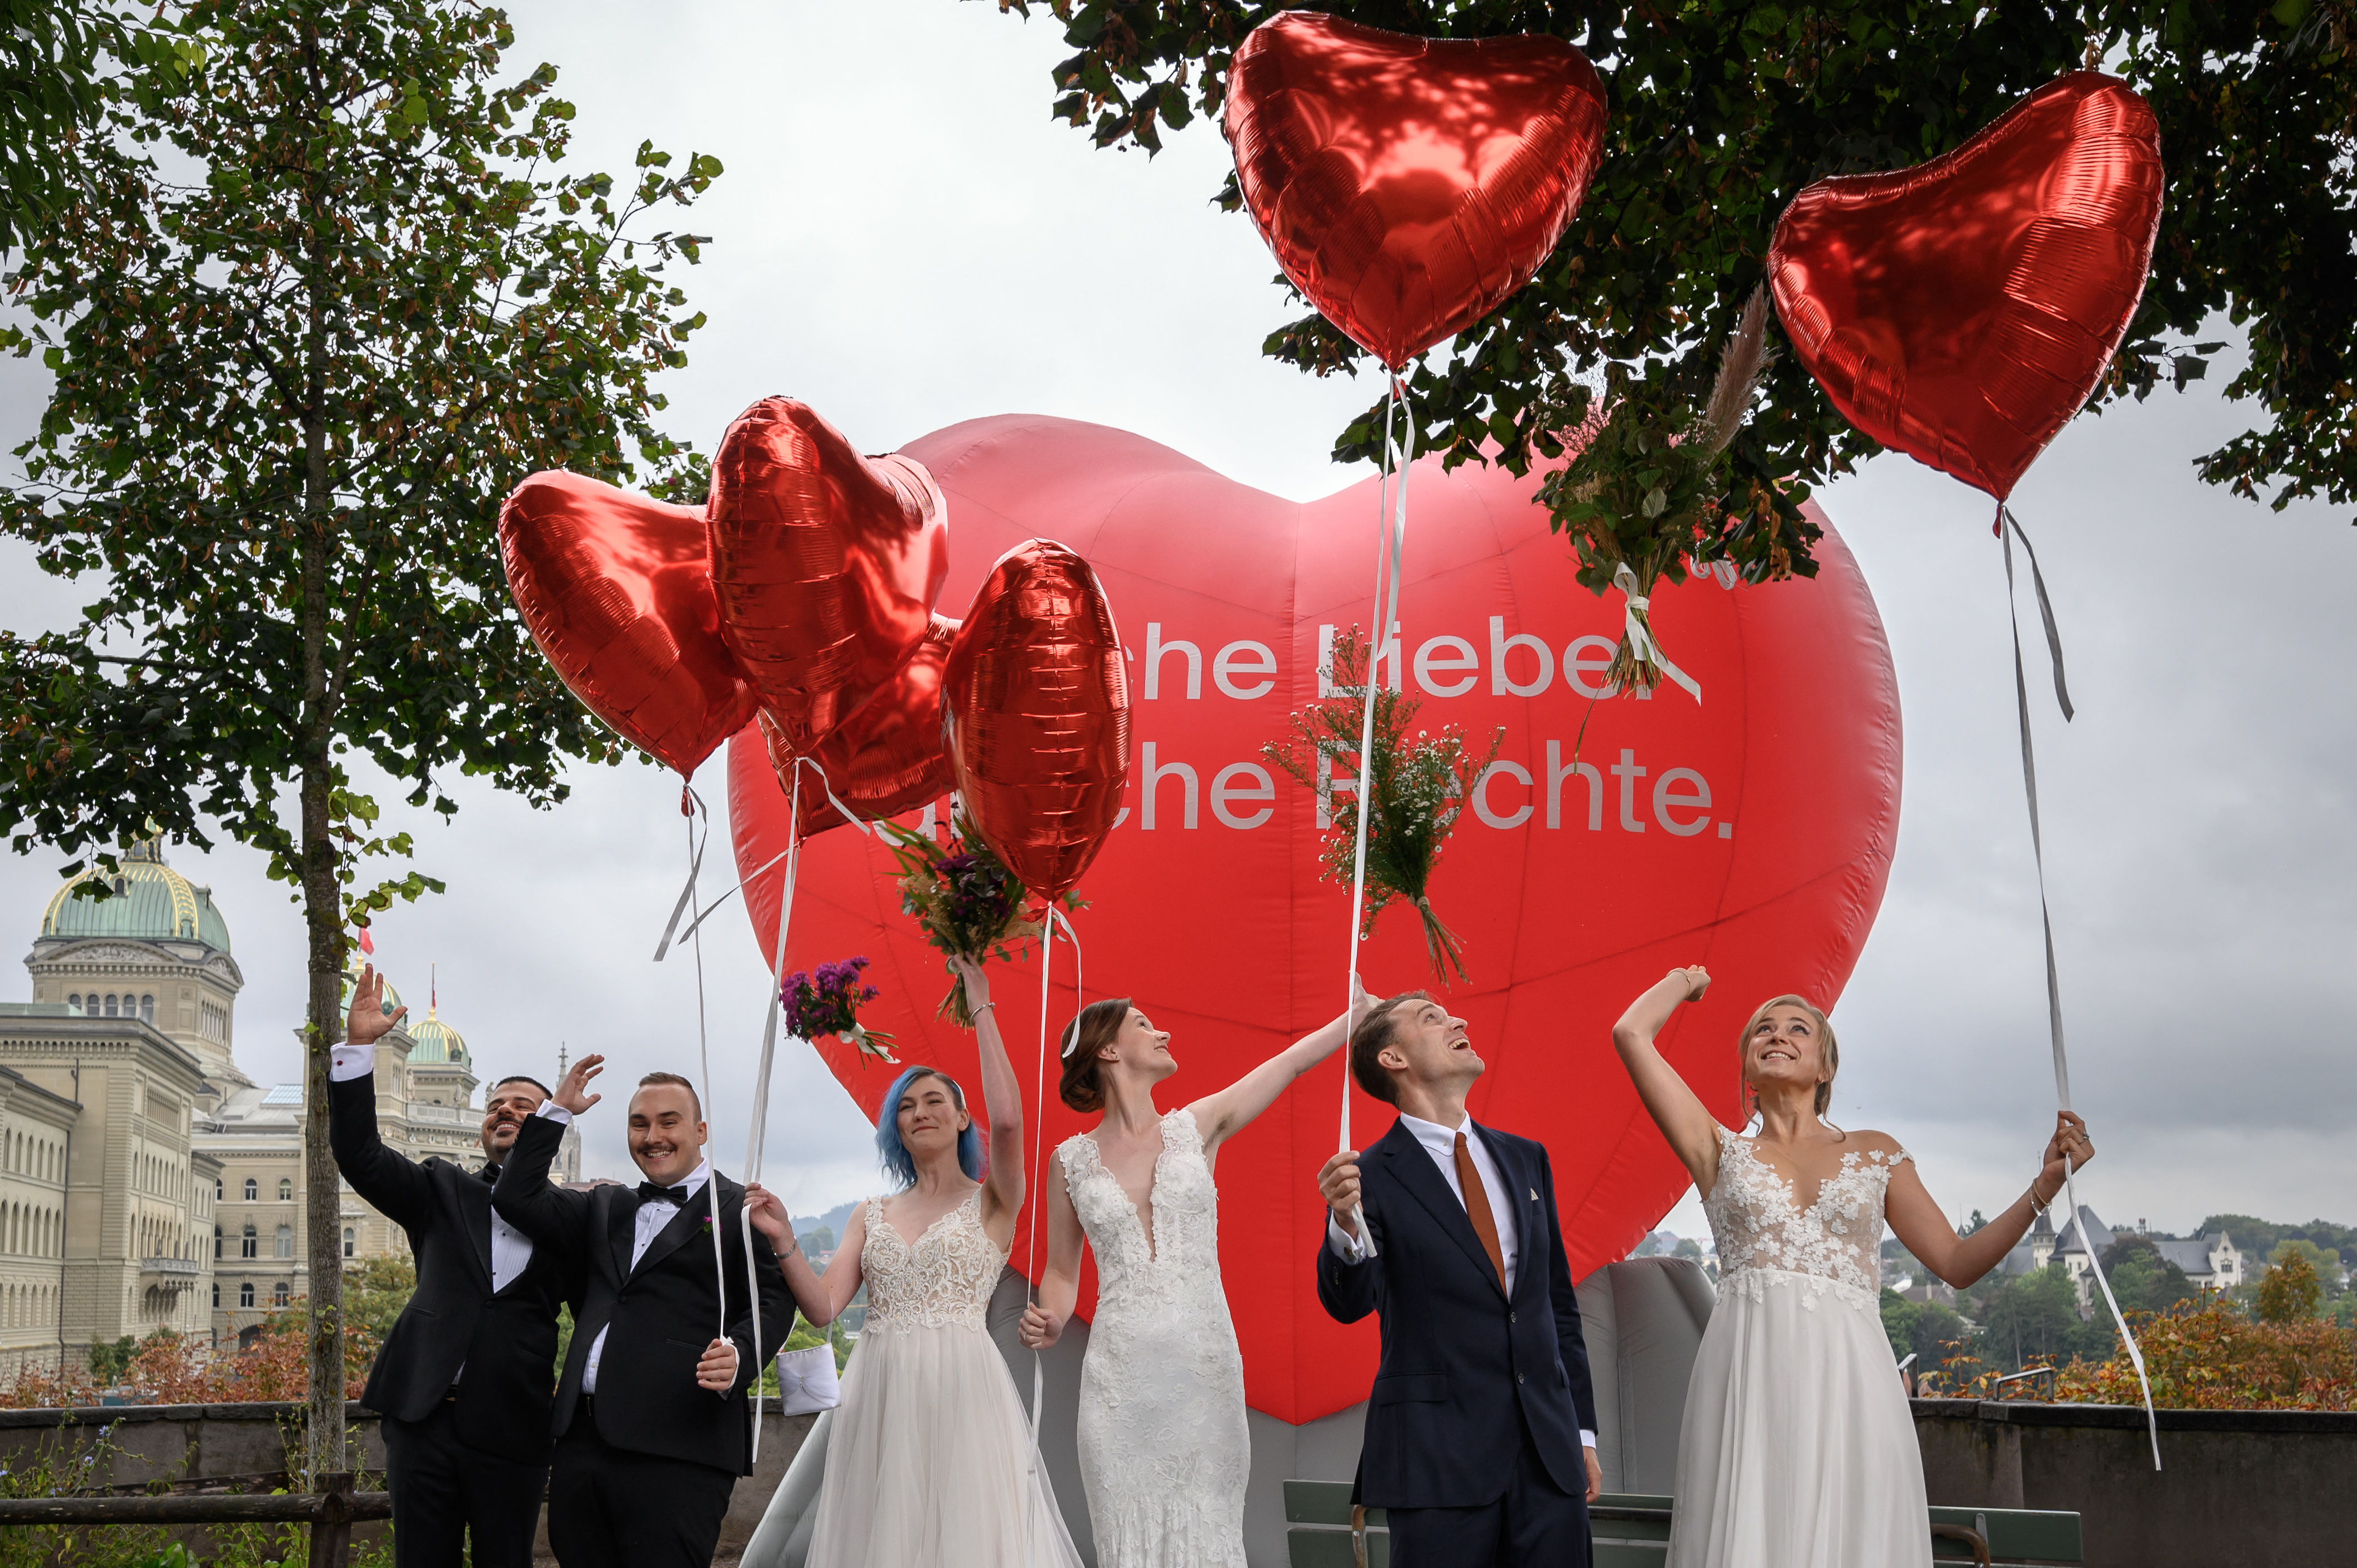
left=795, top=1198, right=861, bottom=1249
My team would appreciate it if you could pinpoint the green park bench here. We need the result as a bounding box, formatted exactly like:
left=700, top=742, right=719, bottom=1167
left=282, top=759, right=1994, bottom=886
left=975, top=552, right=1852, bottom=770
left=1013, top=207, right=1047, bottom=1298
left=1282, top=1480, right=2083, bottom=1568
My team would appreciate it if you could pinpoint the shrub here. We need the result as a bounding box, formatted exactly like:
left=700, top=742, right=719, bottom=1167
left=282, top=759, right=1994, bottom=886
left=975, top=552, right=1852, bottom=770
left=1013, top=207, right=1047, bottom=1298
left=2039, top=1300, right=2354, bottom=1410
left=2258, top=1250, right=2325, bottom=1323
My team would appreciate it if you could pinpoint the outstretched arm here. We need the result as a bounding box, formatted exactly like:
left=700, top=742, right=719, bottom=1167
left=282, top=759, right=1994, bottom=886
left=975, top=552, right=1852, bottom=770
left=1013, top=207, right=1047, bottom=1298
left=489, top=1052, right=600, bottom=1247
left=956, top=956, right=1029, bottom=1241
left=1020, top=1151, right=1085, bottom=1349
left=1188, top=974, right=1371, bottom=1164
left=327, top=966, right=429, bottom=1228
left=810, top=1202, right=869, bottom=1324
left=744, top=1183, right=833, bottom=1327
left=1887, top=1112, right=2095, bottom=1289
left=1610, top=967, right=1724, bottom=1195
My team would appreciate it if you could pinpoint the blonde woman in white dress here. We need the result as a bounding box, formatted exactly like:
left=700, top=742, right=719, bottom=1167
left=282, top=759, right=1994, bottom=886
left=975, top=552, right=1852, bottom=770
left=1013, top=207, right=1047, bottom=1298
left=1015, top=978, right=1370, bottom=1568
left=1611, top=966, right=2097, bottom=1568
left=797, top=956, right=1082, bottom=1568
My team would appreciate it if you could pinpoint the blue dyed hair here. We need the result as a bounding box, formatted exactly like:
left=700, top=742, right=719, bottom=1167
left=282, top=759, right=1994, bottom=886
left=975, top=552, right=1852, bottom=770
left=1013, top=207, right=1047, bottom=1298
left=875, top=1066, right=984, bottom=1189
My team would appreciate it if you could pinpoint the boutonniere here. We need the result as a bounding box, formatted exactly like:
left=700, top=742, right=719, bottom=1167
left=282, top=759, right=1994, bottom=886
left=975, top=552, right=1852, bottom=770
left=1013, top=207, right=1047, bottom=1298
left=699, top=1210, right=716, bottom=1233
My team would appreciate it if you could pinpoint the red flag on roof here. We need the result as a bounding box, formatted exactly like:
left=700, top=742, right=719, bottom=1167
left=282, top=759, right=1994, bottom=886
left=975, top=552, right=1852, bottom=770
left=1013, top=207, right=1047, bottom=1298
left=357, top=927, right=374, bottom=956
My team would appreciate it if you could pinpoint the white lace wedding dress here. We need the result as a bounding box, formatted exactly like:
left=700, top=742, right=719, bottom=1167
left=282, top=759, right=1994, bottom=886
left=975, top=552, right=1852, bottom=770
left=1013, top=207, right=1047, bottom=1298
left=801, top=1189, right=1082, bottom=1568
left=1668, top=1127, right=1932, bottom=1568
left=1059, top=1108, right=1250, bottom=1568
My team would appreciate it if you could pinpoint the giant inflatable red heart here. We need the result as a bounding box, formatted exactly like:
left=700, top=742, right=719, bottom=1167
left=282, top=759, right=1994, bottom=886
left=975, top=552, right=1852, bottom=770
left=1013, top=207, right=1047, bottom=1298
left=728, top=416, right=1900, bottom=1425
left=1769, top=72, right=2163, bottom=501
left=1224, top=11, right=1608, bottom=369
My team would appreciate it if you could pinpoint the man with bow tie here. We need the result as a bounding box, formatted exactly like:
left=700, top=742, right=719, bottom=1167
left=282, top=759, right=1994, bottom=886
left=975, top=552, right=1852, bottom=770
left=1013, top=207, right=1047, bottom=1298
left=330, top=966, right=584, bottom=1568
left=493, top=1052, right=826, bottom=1568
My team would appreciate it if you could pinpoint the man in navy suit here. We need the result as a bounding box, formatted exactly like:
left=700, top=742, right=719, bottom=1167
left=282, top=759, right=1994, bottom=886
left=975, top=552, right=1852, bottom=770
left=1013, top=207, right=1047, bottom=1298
left=1316, top=990, right=1602, bottom=1568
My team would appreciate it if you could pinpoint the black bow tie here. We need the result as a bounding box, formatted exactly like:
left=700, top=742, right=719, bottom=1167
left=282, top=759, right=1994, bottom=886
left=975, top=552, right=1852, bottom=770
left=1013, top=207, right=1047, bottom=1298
left=637, top=1180, right=694, bottom=1208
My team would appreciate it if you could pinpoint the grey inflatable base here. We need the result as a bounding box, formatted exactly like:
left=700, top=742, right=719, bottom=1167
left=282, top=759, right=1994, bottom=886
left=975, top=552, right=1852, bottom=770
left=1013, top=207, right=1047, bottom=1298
left=745, top=1258, right=1712, bottom=1567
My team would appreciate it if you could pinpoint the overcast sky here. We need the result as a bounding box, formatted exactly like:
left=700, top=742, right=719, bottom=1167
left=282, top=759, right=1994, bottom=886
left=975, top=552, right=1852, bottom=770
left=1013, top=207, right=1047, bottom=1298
left=4, top=0, right=2350, bottom=1242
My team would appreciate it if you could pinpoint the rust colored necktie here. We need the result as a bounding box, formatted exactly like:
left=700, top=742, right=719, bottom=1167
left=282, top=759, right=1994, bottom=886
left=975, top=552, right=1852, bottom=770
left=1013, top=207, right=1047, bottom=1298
left=1454, top=1131, right=1507, bottom=1290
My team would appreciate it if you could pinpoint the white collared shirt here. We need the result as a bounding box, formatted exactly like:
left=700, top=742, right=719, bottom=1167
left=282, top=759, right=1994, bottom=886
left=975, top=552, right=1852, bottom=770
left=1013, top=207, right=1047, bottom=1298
left=533, top=1100, right=711, bottom=1393
left=1327, top=1109, right=1593, bottom=1449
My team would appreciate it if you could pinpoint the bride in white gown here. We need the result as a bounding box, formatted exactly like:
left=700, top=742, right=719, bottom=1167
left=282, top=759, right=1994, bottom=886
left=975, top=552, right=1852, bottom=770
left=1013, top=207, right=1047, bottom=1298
left=794, top=957, right=1082, bottom=1568
left=1611, top=966, right=2098, bottom=1568
left=1016, top=979, right=1370, bottom=1568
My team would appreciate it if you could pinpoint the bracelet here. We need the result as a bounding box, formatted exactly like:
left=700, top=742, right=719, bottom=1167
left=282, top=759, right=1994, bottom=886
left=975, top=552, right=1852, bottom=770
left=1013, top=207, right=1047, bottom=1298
left=2027, top=1182, right=2053, bottom=1215
left=971, top=1002, right=997, bottom=1016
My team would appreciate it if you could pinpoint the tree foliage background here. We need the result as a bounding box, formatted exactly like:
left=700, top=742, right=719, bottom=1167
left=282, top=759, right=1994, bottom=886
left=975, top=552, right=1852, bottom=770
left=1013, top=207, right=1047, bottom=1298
left=990, top=0, right=2357, bottom=576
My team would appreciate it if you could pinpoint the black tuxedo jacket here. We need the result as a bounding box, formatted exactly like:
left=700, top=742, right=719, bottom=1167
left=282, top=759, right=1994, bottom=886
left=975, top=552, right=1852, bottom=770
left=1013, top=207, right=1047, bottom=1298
left=327, top=1073, right=581, bottom=1463
left=1316, top=1115, right=1601, bottom=1510
left=490, top=1113, right=792, bottom=1477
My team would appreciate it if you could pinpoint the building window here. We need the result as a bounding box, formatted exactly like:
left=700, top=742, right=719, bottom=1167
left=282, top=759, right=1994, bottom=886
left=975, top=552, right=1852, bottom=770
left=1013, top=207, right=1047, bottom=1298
left=242, top=1178, right=256, bottom=1202
left=103, top=994, right=117, bottom=1017
left=240, top=1224, right=256, bottom=1259
left=342, top=1227, right=355, bottom=1259
left=239, top=1281, right=253, bottom=1308
left=277, top=1178, right=292, bottom=1202
left=212, top=1283, right=220, bottom=1309
left=272, top=1281, right=289, bottom=1308
left=140, top=994, right=154, bottom=1024
left=67, top=994, right=81, bottom=1013
left=214, top=1225, right=222, bottom=1259
left=274, top=1224, right=292, bottom=1259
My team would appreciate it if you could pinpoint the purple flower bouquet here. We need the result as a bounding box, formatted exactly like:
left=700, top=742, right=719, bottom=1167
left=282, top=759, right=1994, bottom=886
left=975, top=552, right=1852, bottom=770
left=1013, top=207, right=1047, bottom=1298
left=781, top=955, right=897, bottom=1068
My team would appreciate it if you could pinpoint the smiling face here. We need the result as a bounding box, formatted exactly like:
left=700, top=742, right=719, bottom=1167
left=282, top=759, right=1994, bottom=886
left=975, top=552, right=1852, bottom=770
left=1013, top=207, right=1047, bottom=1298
left=895, top=1071, right=971, bottom=1163
left=1100, top=1007, right=1176, bottom=1083
left=627, top=1083, right=708, bottom=1185
left=1741, top=998, right=1837, bottom=1112
left=1377, top=996, right=1483, bottom=1093
left=479, top=1078, right=547, bottom=1162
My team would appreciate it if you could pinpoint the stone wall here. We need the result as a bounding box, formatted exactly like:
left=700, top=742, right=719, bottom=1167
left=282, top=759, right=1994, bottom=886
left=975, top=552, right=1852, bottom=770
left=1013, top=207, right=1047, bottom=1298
left=1913, top=1399, right=2357, bottom=1568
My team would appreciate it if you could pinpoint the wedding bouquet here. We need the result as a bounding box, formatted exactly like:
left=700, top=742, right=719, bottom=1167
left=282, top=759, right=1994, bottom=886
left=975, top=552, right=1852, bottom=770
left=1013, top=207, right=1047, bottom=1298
left=781, top=956, right=897, bottom=1067
left=876, top=810, right=1081, bottom=1026
left=1536, top=287, right=1787, bottom=696
left=1263, top=627, right=1501, bottom=986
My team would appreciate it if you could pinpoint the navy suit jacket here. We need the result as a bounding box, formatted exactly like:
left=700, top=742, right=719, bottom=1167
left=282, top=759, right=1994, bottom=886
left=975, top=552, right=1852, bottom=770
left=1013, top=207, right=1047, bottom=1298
left=1316, top=1115, right=1600, bottom=1510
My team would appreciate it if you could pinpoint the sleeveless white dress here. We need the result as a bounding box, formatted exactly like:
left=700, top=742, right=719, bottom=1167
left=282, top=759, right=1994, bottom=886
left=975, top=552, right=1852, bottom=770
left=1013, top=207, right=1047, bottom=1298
left=803, top=1189, right=1083, bottom=1568
left=1668, top=1128, right=1932, bottom=1568
left=1058, top=1108, right=1250, bottom=1568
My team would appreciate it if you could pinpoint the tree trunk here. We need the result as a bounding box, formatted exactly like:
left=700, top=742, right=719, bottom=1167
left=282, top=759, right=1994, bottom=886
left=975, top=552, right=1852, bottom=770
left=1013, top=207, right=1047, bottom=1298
left=297, top=18, right=344, bottom=1477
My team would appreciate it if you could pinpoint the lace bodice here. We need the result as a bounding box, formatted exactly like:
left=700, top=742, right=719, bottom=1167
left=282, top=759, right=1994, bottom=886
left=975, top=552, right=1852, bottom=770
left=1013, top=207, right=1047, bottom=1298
left=859, top=1188, right=1005, bottom=1333
left=1703, top=1127, right=1909, bottom=1308
left=1059, top=1109, right=1227, bottom=1301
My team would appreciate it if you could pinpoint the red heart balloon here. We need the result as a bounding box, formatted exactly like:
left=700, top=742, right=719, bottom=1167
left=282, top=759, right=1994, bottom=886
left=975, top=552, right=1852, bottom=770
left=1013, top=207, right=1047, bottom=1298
left=706, top=397, right=952, bottom=753
left=747, top=614, right=961, bottom=841
left=943, top=541, right=1132, bottom=903
left=499, top=470, right=760, bottom=776
left=1769, top=72, right=2164, bottom=501
left=730, top=415, right=1899, bottom=1426
left=1224, top=11, right=1608, bottom=370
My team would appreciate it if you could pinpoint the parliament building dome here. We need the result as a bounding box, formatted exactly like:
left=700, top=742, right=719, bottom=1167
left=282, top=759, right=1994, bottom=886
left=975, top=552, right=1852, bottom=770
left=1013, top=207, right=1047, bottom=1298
left=405, top=1012, right=468, bottom=1068
left=38, top=839, right=232, bottom=954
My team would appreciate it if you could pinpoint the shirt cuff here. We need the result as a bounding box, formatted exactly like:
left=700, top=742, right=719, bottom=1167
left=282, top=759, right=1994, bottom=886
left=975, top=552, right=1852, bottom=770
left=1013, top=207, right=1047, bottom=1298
left=1581, top=1429, right=1598, bottom=1449
left=1326, top=1214, right=1371, bottom=1262
left=534, top=1102, right=573, bottom=1125
left=328, top=1044, right=372, bottom=1082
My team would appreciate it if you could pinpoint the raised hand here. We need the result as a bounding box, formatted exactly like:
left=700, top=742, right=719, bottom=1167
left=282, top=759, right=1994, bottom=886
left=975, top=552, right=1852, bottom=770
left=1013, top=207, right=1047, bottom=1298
left=1019, top=1301, right=1062, bottom=1349
left=1318, top=1149, right=1362, bottom=1229
left=948, top=953, right=990, bottom=1012
left=555, top=1052, right=604, bottom=1117
left=2037, top=1110, right=2094, bottom=1199
left=696, top=1338, right=739, bottom=1394
left=344, top=963, right=407, bottom=1046
left=1348, top=971, right=1373, bottom=1027
left=743, top=1182, right=794, bottom=1250
left=1678, top=964, right=1712, bottom=1002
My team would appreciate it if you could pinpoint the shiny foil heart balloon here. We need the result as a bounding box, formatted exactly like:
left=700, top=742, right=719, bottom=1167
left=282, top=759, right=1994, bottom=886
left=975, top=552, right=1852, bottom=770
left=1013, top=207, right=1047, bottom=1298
left=1225, top=11, right=1608, bottom=369
left=730, top=415, right=1899, bottom=1426
left=749, top=614, right=960, bottom=840
left=943, top=541, right=1131, bottom=902
left=499, top=470, right=760, bottom=775
left=1769, top=72, right=2164, bottom=501
left=706, top=397, right=952, bottom=753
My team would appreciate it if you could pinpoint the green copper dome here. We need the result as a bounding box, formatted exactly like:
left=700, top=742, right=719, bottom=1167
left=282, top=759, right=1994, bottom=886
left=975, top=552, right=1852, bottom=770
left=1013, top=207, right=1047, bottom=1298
left=406, top=1012, right=468, bottom=1068
left=41, top=840, right=232, bottom=952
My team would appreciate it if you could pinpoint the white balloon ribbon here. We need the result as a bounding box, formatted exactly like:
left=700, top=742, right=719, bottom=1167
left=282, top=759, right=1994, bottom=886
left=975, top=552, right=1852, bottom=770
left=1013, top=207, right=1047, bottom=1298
left=2000, top=503, right=2157, bottom=1470
left=1611, top=562, right=1702, bottom=703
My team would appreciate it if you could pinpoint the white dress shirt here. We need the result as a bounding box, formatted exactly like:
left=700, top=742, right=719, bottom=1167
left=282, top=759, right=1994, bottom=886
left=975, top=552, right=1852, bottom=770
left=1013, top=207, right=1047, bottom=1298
left=533, top=1100, right=710, bottom=1393
left=329, top=1044, right=535, bottom=1383
left=1327, top=1109, right=1594, bottom=1449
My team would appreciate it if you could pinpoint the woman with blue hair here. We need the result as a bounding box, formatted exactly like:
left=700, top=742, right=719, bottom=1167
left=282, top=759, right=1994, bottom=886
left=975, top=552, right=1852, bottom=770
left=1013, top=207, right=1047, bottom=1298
left=797, top=954, right=1082, bottom=1568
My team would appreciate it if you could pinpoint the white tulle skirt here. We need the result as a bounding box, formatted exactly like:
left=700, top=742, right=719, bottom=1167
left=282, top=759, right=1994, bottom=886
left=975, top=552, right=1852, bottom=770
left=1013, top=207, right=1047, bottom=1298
left=803, top=1316, right=1083, bottom=1568
left=1666, top=1268, right=1932, bottom=1568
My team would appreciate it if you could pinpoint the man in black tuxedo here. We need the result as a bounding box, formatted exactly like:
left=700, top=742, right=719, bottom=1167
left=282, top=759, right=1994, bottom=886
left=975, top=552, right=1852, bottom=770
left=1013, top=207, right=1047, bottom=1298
left=493, top=1052, right=823, bottom=1568
left=1315, top=990, right=1603, bottom=1568
left=329, top=965, right=580, bottom=1568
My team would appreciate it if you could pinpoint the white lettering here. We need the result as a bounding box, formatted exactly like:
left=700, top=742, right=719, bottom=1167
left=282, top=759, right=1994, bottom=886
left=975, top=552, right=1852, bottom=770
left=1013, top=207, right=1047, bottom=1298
left=1563, top=635, right=1621, bottom=700
left=1145, top=623, right=1201, bottom=700
left=1141, top=742, right=1197, bottom=828
left=1612, top=748, right=1647, bottom=833
left=1210, top=762, right=1276, bottom=828
left=1546, top=741, right=1602, bottom=832
left=1414, top=635, right=1479, bottom=697
left=1654, top=768, right=1711, bottom=836
left=1213, top=641, right=1278, bottom=700
left=1473, top=761, right=1533, bottom=829
left=1490, top=617, right=1552, bottom=697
